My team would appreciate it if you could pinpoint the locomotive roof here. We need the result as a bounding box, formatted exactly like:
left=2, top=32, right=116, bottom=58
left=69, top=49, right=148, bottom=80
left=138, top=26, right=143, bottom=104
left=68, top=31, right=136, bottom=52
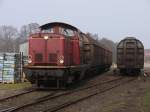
left=40, top=22, right=79, bottom=31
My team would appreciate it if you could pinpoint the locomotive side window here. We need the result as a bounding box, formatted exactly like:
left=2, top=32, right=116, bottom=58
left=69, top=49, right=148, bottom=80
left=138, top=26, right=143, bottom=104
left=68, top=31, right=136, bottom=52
left=61, top=28, right=75, bottom=37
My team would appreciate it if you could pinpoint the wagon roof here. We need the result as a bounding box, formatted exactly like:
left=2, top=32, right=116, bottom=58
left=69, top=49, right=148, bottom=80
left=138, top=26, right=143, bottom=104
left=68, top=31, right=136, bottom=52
left=125, top=37, right=136, bottom=40
left=40, top=22, right=79, bottom=31
left=117, top=37, right=144, bottom=48
left=121, top=37, right=142, bottom=42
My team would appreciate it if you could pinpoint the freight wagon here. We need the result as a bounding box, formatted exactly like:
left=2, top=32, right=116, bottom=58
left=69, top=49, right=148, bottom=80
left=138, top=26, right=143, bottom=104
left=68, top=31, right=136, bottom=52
left=117, top=37, right=144, bottom=74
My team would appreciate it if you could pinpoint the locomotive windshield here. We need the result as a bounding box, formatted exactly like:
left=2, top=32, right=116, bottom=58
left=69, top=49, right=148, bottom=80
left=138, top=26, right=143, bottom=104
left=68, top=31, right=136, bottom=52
left=41, top=27, right=75, bottom=37
left=41, top=28, right=54, bottom=33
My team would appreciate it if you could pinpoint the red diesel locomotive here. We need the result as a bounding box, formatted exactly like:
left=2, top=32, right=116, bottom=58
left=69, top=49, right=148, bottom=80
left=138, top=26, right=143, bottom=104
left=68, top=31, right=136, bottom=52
left=24, top=22, right=112, bottom=88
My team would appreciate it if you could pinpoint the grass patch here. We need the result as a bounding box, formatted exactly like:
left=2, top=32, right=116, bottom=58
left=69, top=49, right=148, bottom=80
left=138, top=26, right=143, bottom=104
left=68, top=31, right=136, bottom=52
left=0, top=82, right=32, bottom=90
left=143, top=90, right=150, bottom=112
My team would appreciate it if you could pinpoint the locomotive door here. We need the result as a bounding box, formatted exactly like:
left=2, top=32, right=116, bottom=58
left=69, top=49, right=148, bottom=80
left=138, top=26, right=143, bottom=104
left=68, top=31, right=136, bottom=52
left=125, top=41, right=136, bottom=67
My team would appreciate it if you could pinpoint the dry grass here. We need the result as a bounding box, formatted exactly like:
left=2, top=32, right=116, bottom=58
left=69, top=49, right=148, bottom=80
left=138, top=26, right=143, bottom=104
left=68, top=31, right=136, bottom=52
left=0, top=82, right=31, bottom=90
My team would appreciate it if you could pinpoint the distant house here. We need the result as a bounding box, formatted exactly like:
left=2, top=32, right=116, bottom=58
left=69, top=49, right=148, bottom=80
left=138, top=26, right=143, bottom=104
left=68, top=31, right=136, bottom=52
left=19, top=42, right=28, bottom=56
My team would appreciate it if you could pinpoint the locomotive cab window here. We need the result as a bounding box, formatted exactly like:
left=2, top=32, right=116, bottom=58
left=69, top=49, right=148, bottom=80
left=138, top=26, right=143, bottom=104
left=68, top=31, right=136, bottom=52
left=61, top=28, right=75, bottom=37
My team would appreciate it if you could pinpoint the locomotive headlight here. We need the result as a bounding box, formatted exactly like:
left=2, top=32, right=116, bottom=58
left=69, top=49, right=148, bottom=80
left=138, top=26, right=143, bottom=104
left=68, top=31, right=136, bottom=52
left=59, top=56, right=64, bottom=64
left=44, top=36, right=49, bottom=40
left=59, top=59, right=64, bottom=64
left=28, top=55, right=32, bottom=63
left=28, top=59, right=32, bottom=63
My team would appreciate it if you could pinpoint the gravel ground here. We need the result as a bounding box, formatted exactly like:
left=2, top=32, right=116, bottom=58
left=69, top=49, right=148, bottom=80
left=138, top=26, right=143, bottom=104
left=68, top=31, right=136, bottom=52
left=0, top=89, right=24, bottom=99
left=58, top=76, right=150, bottom=112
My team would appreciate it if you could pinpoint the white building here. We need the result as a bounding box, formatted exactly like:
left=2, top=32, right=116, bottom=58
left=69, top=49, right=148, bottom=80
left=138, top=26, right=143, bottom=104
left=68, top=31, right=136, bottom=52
left=19, top=42, right=28, bottom=56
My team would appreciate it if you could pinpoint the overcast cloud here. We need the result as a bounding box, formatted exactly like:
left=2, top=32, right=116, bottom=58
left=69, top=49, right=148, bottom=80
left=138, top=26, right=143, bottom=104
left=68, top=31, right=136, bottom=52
left=0, top=0, right=150, bottom=48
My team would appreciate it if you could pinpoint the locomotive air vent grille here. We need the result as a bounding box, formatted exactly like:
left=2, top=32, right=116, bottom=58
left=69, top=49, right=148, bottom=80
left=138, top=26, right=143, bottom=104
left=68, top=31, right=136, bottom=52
left=49, top=53, right=57, bottom=62
left=35, top=53, right=43, bottom=62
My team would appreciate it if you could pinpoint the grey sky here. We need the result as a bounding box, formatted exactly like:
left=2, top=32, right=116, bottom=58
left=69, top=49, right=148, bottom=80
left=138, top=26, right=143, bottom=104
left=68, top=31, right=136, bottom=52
left=0, top=0, right=150, bottom=48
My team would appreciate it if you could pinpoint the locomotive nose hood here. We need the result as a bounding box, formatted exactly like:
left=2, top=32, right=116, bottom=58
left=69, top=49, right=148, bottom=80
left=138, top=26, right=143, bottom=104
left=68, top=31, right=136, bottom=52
left=29, top=34, right=65, bottom=66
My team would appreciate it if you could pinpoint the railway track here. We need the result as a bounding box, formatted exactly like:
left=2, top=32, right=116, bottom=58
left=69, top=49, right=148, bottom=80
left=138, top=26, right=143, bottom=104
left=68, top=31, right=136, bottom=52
left=0, top=88, right=36, bottom=102
left=0, top=89, right=57, bottom=112
left=0, top=76, right=136, bottom=112
left=43, top=78, right=135, bottom=112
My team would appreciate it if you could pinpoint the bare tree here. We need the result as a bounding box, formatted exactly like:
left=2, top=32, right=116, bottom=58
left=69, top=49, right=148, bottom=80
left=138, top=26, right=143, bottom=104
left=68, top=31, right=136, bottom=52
left=0, top=23, right=39, bottom=53
left=15, top=23, right=40, bottom=52
left=86, top=32, right=99, bottom=40
left=0, top=26, right=18, bottom=52
left=19, top=23, right=39, bottom=42
left=100, top=38, right=117, bottom=63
